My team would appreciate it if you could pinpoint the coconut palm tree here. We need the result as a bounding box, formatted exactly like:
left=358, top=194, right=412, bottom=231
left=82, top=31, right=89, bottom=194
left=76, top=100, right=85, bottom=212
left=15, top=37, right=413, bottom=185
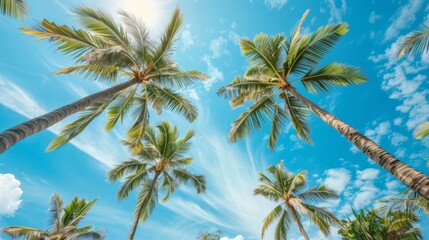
left=107, top=121, right=206, bottom=240
left=2, top=194, right=103, bottom=239
left=338, top=208, right=422, bottom=240
left=254, top=161, right=341, bottom=240
left=218, top=10, right=429, bottom=199
left=0, top=7, right=206, bottom=155
left=0, top=0, right=27, bottom=19
left=397, top=24, right=429, bottom=141
left=378, top=189, right=429, bottom=217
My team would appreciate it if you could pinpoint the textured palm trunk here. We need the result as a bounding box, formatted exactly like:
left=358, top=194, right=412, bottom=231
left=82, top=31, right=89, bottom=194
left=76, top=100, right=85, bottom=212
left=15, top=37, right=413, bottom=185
left=295, top=219, right=310, bottom=240
left=0, top=78, right=139, bottom=155
left=287, top=87, right=429, bottom=199
left=128, top=171, right=160, bottom=240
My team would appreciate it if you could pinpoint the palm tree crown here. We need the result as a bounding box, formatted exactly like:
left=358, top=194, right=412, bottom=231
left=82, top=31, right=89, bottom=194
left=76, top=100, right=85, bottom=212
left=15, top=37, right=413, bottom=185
left=218, top=10, right=365, bottom=149
left=2, top=194, right=103, bottom=240
left=107, top=121, right=206, bottom=240
left=20, top=7, right=206, bottom=153
left=254, top=161, right=341, bottom=240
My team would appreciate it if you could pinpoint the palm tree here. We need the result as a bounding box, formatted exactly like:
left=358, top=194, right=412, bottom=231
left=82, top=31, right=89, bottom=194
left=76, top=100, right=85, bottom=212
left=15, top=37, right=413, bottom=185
left=0, top=0, right=27, bottom=19
left=107, top=121, right=206, bottom=240
left=397, top=24, right=429, bottom=141
left=254, top=161, right=341, bottom=240
left=0, top=7, right=206, bottom=155
left=2, top=194, right=103, bottom=239
left=218, top=10, right=429, bottom=199
left=338, top=208, right=422, bottom=240
left=378, top=189, right=429, bottom=217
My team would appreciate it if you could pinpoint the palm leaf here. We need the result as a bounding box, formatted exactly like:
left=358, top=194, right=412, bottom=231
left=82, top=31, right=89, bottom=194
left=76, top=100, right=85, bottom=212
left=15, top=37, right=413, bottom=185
left=398, top=24, right=429, bottom=57
left=105, top=87, right=138, bottom=131
left=261, top=204, right=284, bottom=238
left=171, top=168, right=206, bottom=194
left=282, top=92, right=311, bottom=142
left=268, top=105, right=289, bottom=149
left=300, top=63, right=366, bottom=94
left=413, top=122, right=429, bottom=140
left=0, top=0, right=27, bottom=19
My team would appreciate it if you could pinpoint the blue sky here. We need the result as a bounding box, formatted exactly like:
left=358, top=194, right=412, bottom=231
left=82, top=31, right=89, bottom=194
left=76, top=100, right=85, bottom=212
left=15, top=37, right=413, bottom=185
left=0, top=0, right=429, bottom=239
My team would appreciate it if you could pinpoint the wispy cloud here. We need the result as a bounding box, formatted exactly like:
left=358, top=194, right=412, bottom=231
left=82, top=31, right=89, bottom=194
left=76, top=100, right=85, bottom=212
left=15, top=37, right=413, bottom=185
left=324, top=0, right=347, bottom=22
left=384, top=0, right=424, bottom=41
left=264, top=0, right=287, bottom=9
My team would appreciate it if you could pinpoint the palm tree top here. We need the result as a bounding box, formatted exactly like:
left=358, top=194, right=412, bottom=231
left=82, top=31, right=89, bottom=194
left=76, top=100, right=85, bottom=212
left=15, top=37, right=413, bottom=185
left=254, top=161, right=340, bottom=239
left=2, top=193, right=103, bottom=239
left=218, top=10, right=366, bottom=149
left=20, top=6, right=207, bottom=152
left=0, top=0, right=28, bottom=19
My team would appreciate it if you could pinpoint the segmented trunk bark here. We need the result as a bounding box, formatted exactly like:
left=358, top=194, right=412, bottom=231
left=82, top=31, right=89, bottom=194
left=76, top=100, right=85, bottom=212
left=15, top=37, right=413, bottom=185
left=128, top=171, right=160, bottom=240
left=0, top=78, right=139, bottom=154
left=287, top=87, right=429, bottom=199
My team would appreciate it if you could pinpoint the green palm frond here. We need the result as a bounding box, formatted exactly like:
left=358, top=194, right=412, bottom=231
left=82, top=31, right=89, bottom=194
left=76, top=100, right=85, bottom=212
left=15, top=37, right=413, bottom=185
left=135, top=181, right=158, bottom=222
left=268, top=105, right=289, bottom=149
left=107, top=159, right=146, bottom=182
left=118, top=10, right=151, bottom=54
left=0, top=0, right=27, bottom=19
left=49, top=194, right=64, bottom=232
left=74, top=7, right=129, bottom=47
left=261, top=204, right=285, bottom=238
left=147, top=84, right=197, bottom=122
left=285, top=23, right=348, bottom=76
left=21, top=20, right=105, bottom=58
left=47, top=92, right=121, bottom=151
left=282, top=92, right=311, bottom=142
left=300, top=63, right=366, bottom=94
left=274, top=209, right=290, bottom=240
left=298, top=185, right=338, bottom=203
left=160, top=172, right=178, bottom=202
left=398, top=24, right=429, bottom=57
left=1, top=226, right=49, bottom=239
left=54, top=64, right=119, bottom=82
left=149, top=70, right=208, bottom=89
left=240, top=33, right=284, bottom=79
left=303, top=203, right=341, bottom=236
left=151, top=7, right=183, bottom=68
left=117, top=169, right=148, bottom=199
left=171, top=168, right=206, bottom=194
left=228, top=92, right=276, bottom=142
left=413, top=122, right=429, bottom=140
left=62, top=197, right=97, bottom=227
left=288, top=171, right=307, bottom=194
left=122, top=97, right=149, bottom=154
left=105, top=87, right=138, bottom=131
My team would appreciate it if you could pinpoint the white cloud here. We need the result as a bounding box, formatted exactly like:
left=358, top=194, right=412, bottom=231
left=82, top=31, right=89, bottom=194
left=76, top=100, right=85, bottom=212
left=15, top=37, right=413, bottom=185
left=181, top=24, right=194, bottom=49
left=393, top=117, right=403, bottom=126
left=264, top=0, right=287, bottom=9
left=324, top=0, right=347, bottom=22
left=221, top=235, right=245, bottom=240
left=0, top=173, right=23, bottom=215
left=352, top=168, right=380, bottom=209
left=390, top=132, right=408, bottom=146
left=322, top=168, right=351, bottom=194
left=210, top=36, right=228, bottom=58
left=365, top=121, right=391, bottom=144
left=369, top=11, right=381, bottom=23
left=202, top=56, right=224, bottom=91
left=385, top=0, right=424, bottom=40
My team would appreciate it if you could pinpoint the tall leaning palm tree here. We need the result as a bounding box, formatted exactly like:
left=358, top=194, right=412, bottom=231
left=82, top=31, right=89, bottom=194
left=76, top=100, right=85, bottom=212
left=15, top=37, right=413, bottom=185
left=0, top=0, right=27, bottom=19
left=107, top=121, right=206, bottom=240
left=0, top=7, right=206, bottom=154
left=218, top=10, right=429, bottom=199
left=254, top=161, right=341, bottom=240
left=2, top=194, right=103, bottom=239
left=397, top=24, right=429, bottom=140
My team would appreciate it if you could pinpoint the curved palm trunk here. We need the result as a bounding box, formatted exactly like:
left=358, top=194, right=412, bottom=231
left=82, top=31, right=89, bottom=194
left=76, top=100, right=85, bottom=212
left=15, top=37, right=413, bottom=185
left=0, top=78, right=139, bottom=155
left=128, top=171, right=160, bottom=240
left=287, top=87, right=429, bottom=199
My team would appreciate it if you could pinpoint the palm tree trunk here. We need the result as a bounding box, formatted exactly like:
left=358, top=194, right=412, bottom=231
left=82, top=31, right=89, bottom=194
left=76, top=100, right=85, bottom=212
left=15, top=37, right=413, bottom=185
left=0, top=78, right=139, bottom=155
left=128, top=171, right=160, bottom=240
left=286, top=87, right=429, bottom=199
left=294, top=215, right=310, bottom=240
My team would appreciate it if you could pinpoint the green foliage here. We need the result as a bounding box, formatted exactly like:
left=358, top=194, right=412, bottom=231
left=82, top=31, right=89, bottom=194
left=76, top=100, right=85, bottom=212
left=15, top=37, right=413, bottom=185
left=338, top=208, right=423, bottom=240
left=219, top=10, right=366, bottom=149
left=398, top=24, right=429, bottom=57
left=107, top=121, right=206, bottom=225
left=254, top=161, right=340, bottom=240
left=196, top=230, right=222, bottom=240
left=413, top=122, right=429, bottom=140
left=1, top=194, right=103, bottom=239
left=0, top=0, right=27, bottom=19
left=22, top=7, right=207, bottom=152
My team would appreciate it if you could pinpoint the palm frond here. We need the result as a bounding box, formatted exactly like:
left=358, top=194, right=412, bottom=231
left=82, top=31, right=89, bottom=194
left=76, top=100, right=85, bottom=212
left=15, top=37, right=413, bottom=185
left=47, top=92, right=121, bottom=151
left=228, top=92, right=276, bottom=142
left=117, top=169, right=148, bottom=199
left=0, top=0, right=27, bottom=19
left=282, top=92, right=311, bottom=142
left=105, top=87, right=138, bottom=131
left=261, top=204, right=284, bottom=238
left=171, top=168, right=206, bottom=194
left=303, top=203, right=342, bottom=236
left=413, top=122, right=429, bottom=140
left=274, top=209, right=290, bottom=240
left=298, top=185, right=338, bottom=203
left=268, top=105, right=289, bottom=149
left=54, top=64, right=119, bottom=82
left=398, top=24, right=429, bottom=57
left=107, top=159, right=146, bottom=182
left=1, top=226, right=49, bottom=239
left=300, top=63, right=366, bottom=94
